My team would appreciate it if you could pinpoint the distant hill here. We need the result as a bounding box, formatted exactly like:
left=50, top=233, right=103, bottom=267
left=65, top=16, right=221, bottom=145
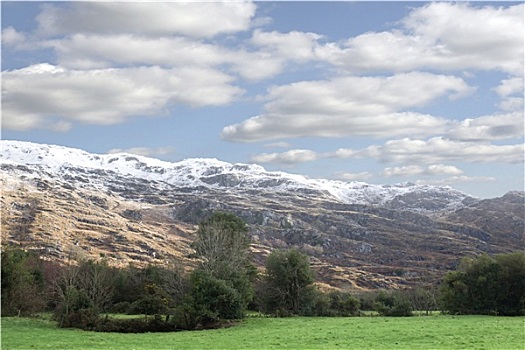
left=1, top=140, right=523, bottom=290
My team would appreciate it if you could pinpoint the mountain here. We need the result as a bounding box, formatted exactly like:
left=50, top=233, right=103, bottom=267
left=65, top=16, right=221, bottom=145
left=1, top=140, right=523, bottom=290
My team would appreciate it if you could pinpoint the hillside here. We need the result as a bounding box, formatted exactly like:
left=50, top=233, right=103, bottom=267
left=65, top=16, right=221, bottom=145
left=1, top=140, right=523, bottom=290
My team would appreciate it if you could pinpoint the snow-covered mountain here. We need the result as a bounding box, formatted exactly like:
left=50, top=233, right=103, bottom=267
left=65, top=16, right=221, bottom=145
left=0, top=140, right=470, bottom=211
left=1, top=140, right=522, bottom=289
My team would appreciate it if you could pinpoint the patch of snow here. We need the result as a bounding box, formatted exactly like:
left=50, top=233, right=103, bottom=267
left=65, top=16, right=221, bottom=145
left=0, top=140, right=471, bottom=209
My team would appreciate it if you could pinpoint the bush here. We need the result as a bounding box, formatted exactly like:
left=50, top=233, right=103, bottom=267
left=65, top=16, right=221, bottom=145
left=59, top=308, right=100, bottom=330
left=328, top=291, right=360, bottom=316
left=110, top=301, right=131, bottom=314
left=373, top=290, right=413, bottom=317
left=95, top=315, right=179, bottom=333
left=186, top=269, right=245, bottom=325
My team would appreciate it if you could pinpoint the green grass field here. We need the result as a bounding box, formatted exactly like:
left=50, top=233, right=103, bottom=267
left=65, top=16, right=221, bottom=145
left=2, top=315, right=524, bottom=349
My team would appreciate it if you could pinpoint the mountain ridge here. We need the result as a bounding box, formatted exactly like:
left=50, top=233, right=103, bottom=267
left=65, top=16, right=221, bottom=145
left=1, top=140, right=523, bottom=290
left=1, top=140, right=471, bottom=211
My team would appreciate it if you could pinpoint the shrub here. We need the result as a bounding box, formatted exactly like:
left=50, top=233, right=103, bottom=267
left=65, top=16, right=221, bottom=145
left=373, top=290, right=413, bottom=317
left=110, top=301, right=131, bottom=314
left=188, top=269, right=245, bottom=324
left=59, top=308, right=100, bottom=330
left=95, top=315, right=179, bottom=333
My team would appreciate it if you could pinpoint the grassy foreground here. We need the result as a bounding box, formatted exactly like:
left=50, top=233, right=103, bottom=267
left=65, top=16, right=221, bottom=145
left=2, top=315, right=524, bottom=350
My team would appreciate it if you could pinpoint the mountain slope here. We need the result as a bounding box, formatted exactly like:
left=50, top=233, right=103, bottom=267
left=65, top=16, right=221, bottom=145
left=1, top=140, right=523, bottom=290
left=0, top=140, right=470, bottom=210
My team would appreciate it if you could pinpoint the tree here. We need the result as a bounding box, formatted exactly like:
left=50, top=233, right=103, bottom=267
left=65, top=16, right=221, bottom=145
left=439, top=252, right=525, bottom=315
left=407, top=287, right=437, bottom=315
left=192, top=212, right=251, bottom=277
left=494, top=252, right=525, bottom=315
left=1, top=248, right=46, bottom=316
left=373, top=290, right=413, bottom=317
left=189, top=212, right=255, bottom=321
left=262, top=248, right=315, bottom=315
left=306, top=290, right=360, bottom=317
left=53, top=259, right=115, bottom=328
left=77, top=260, right=115, bottom=314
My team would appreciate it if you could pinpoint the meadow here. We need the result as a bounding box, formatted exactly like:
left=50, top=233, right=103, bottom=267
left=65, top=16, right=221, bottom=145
left=2, top=315, right=524, bottom=350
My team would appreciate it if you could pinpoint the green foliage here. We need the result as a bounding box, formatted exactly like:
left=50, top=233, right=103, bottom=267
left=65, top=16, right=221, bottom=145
left=188, top=212, right=255, bottom=323
left=373, top=290, right=413, bottom=316
left=261, top=248, right=315, bottom=316
left=1, top=247, right=46, bottom=316
left=187, top=269, right=245, bottom=323
left=406, top=287, right=437, bottom=315
left=439, top=252, right=525, bottom=315
left=128, top=284, right=171, bottom=316
left=95, top=315, right=178, bottom=333
left=303, top=290, right=360, bottom=317
left=494, top=252, right=525, bottom=315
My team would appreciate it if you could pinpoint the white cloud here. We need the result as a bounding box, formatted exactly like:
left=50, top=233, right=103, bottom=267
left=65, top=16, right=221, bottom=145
left=2, top=26, right=26, bottom=46
left=403, top=2, right=523, bottom=75
left=252, top=138, right=523, bottom=166
left=46, top=33, right=286, bottom=80
left=381, top=164, right=463, bottom=177
left=498, top=98, right=525, bottom=112
left=36, top=2, right=256, bottom=38
left=364, top=138, right=524, bottom=164
left=222, top=72, right=472, bottom=142
left=107, top=146, right=175, bottom=158
left=263, top=141, right=292, bottom=149
left=326, top=3, right=524, bottom=75
left=3, top=64, right=243, bottom=131
left=494, top=77, right=524, bottom=97
left=333, top=171, right=373, bottom=181
left=494, top=77, right=524, bottom=112
left=251, top=149, right=319, bottom=165
left=251, top=29, right=323, bottom=62
left=416, top=176, right=496, bottom=186
left=450, top=112, right=524, bottom=141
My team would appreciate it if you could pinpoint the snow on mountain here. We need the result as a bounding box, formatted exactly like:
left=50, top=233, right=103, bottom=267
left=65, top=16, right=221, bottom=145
left=0, top=140, right=471, bottom=209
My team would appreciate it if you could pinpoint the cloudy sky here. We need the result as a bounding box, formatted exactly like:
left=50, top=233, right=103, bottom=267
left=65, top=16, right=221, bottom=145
left=2, top=1, right=523, bottom=198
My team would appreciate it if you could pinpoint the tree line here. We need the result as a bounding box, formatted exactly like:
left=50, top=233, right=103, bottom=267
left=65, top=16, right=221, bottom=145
left=2, top=212, right=524, bottom=332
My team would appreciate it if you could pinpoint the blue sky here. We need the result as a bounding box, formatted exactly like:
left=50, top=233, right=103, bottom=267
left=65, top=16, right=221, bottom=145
left=2, top=1, right=523, bottom=198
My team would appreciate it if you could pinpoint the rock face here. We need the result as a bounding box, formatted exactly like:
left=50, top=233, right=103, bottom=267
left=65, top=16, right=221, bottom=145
left=1, top=140, right=523, bottom=290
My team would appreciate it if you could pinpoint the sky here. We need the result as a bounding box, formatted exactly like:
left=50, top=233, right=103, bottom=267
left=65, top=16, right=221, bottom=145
left=1, top=1, right=524, bottom=198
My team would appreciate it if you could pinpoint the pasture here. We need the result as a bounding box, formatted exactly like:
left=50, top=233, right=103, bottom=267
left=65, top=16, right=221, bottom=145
left=2, top=315, right=524, bottom=349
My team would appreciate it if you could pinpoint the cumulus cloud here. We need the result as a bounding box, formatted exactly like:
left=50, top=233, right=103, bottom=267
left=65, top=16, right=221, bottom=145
left=222, top=72, right=472, bottom=142
left=449, top=112, right=524, bottom=141
left=381, top=164, right=463, bottom=177
left=3, top=64, right=242, bottom=131
left=494, top=77, right=524, bottom=112
left=107, top=146, right=175, bottom=158
left=46, top=33, right=287, bottom=80
left=416, top=176, right=496, bottom=186
left=263, top=141, right=292, bottom=149
left=363, top=138, right=524, bottom=164
left=36, top=2, right=256, bottom=38
left=252, top=138, right=524, bottom=165
left=2, top=26, right=26, bottom=46
left=251, top=149, right=319, bottom=165
left=325, top=2, right=524, bottom=75
left=251, top=29, right=323, bottom=62
left=333, top=172, right=373, bottom=181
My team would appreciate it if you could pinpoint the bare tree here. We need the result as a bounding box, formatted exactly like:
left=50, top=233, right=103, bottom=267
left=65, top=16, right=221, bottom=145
left=192, top=212, right=251, bottom=277
left=77, top=260, right=115, bottom=313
